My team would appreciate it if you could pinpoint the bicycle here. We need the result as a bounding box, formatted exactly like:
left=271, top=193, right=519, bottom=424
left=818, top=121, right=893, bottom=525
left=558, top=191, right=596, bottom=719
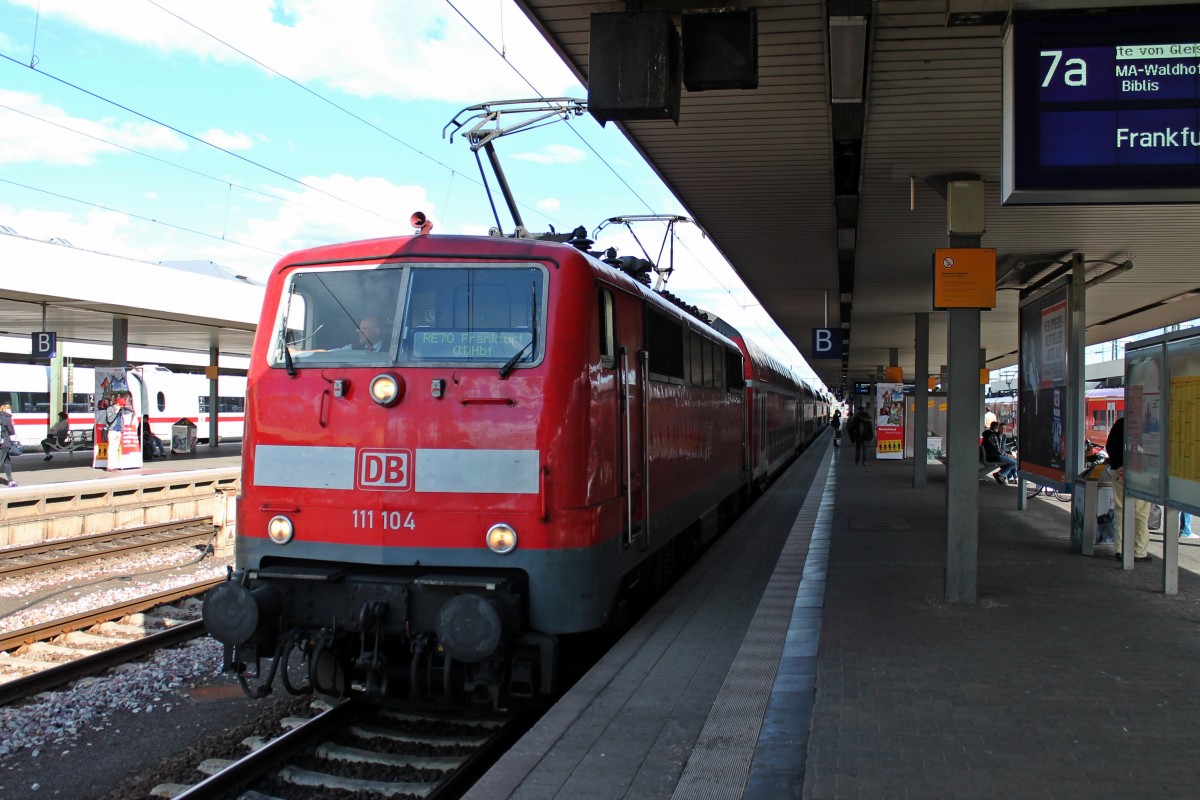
left=1027, top=481, right=1071, bottom=502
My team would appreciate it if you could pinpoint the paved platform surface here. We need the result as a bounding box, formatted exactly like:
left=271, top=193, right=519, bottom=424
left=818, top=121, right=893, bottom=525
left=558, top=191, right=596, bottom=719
left=2, top=441, right=243, bottom=488
left=468, top=436, right=1200, bottom=799
left=808, top=449, right=1200, bottom=800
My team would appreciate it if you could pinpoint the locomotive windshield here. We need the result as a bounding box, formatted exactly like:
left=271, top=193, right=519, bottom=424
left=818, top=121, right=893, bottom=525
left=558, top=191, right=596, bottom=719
left=270, top=263, right=546, bottom=369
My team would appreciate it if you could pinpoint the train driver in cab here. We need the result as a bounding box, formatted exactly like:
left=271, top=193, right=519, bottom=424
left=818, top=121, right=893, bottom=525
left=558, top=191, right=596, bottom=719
left=337, top=316, right=387, bottom=352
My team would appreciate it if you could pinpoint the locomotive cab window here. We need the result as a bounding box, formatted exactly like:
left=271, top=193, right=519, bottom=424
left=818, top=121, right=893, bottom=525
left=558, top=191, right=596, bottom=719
left=269, top=262, right=546, bottom=370
left=402, top=265, right=545, bottom=367
left=271, top=267, right=404, bottom=365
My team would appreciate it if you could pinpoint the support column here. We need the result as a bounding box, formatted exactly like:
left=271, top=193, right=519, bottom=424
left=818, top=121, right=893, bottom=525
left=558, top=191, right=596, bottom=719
left=112, top=318, right=128, bottom=367
left=208, top=346, right=220, bottom=449
left=940, top=175, right=985, bottom=604
left=946, top=307, right=980, bottom=603
left=1066, top=253, right=1085, bottom=483
left=913, top=313, right=929, bottom=488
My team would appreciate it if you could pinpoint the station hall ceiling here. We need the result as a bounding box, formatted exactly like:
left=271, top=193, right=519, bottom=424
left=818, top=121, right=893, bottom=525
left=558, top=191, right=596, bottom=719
left=514, top=0, right=1200, bottom=391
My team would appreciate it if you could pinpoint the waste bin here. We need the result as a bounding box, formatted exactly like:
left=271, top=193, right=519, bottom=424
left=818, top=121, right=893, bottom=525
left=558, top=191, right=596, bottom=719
left=1071, top=463, right=1114, bottom=556
left=171, top=418, right=198, bottom=454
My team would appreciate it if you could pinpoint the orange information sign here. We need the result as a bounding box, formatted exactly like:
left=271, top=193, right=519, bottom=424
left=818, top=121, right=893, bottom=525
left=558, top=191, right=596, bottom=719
left=933, top=248, right=997, bottom=309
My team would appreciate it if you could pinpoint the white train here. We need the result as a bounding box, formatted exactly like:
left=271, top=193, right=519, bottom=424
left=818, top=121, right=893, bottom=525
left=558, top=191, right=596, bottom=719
left=0, top=363, right=245, bottom=448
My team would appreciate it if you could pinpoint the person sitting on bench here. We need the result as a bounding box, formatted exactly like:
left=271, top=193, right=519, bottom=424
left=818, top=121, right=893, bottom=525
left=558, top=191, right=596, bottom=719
left=143, top=414, right=166, bottom=459
left=982, top=421, right=1018, bottom=485
left=41, top=411, right=69, bottom=461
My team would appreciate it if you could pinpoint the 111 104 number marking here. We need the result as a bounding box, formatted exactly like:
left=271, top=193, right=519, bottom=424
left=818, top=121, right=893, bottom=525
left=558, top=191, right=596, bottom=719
left=352, top=510, right=416, bottom=530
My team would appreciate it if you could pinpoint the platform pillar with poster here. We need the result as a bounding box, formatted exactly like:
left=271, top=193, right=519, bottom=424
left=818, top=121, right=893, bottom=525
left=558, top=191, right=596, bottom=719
left=92, top=367, right=142, bottom=471
left=875, top=381, right=905, bottom=459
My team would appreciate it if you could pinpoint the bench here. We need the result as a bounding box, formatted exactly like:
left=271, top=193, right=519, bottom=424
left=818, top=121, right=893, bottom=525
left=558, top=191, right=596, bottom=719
left=978, top=444, right=1004, bottom=481
left=43, top=429, right=95, bottom=460
left=936, top=445, right=1004, bottom=481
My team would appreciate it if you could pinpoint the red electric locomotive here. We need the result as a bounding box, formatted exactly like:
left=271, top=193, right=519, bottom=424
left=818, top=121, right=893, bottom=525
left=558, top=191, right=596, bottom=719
left=203, top=224, right=819, bottom=706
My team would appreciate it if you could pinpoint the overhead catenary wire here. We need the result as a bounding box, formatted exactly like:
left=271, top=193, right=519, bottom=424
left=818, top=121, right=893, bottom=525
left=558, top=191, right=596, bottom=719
left=0, top=176, right=283, bottom=259
left=0, top=101, right=371, bottom=229
left=0, top=51, right=407, bottom=228
left=441, top=0, right=767, bottom=311
left=142, top=0, right=561, bottom=230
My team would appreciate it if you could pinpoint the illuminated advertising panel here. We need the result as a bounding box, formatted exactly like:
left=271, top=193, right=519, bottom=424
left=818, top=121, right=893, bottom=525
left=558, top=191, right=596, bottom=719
left=1003, top=8, right=1200, bottom=204
left=1018, top=286, right=1070, bottom=483
left=1124, top=343, right=1164, bottom=503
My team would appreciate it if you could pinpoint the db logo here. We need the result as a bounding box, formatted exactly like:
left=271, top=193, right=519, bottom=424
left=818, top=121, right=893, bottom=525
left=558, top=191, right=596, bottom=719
left=358, top=449, right=411, bottom=491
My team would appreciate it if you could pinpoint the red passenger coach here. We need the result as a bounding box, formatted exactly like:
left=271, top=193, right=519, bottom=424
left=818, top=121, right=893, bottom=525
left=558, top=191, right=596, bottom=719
left=203, top=229, right=814, bottom=707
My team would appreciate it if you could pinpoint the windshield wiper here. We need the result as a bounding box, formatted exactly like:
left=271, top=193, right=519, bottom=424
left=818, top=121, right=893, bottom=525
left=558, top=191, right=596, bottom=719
left=499, top=338, right=533, bottom=378
left=499, top=279, right=538, bottom=379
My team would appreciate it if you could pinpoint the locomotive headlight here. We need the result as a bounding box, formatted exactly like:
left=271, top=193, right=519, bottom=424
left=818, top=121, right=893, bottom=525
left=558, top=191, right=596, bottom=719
left=486, top=523, right=517, bottom=554
left=267, top=515, right=294, bottom=545
left=369, top=373, right=403, bottom=406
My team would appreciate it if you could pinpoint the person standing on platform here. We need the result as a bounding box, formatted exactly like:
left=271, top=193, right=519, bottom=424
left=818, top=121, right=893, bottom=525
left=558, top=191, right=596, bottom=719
left=0, top=402, right=18, bottom=487
left=848, top=409, right=873, bottom=466
left=1181, top=513, right=1196, bottom=540
left=1107, top=415, right=1151, bottom=563
left=831, top=409, right=842, bottom=448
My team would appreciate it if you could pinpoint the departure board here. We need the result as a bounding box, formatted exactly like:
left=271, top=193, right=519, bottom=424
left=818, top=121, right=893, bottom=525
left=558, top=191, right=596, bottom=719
left=1003, top=8, right=1200, bottom=204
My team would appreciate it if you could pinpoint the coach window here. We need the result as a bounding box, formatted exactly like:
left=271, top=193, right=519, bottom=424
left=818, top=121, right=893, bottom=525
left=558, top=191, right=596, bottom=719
left=599, top=288, right=615, bottom=367
left=726, top=349, right=745, bottom=392
left=646, top=310, right=684, bottom=384
left=700, top=338, right=714, bottom=388
left=689, top=332, right=704, bottom=386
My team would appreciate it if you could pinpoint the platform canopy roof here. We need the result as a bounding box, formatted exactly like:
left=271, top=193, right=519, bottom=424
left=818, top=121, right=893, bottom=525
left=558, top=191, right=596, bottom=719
left=0, top=233, right=262, bottom=361
left=514, top=0, right=1200, bottom=390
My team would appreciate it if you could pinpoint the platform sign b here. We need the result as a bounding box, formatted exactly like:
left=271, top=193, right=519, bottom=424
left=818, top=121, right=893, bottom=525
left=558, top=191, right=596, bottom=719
left=32, top=331, right=57, bottom=359
left=811, top=328, right=842, bottom=359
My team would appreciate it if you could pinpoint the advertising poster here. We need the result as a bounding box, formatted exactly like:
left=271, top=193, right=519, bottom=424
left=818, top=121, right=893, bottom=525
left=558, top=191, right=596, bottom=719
left=1018, top=287, right=1069, bottom=483
left=93, top=368, right=143, bottom=471
left=1166, top=335, right=1200, bottom=512
left=1124, top=345, right=1163, bottom=501
left=875, top=382, right=905, bottom=459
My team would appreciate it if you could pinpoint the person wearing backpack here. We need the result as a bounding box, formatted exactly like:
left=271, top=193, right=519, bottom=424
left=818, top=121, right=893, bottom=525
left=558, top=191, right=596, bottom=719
left=849, top=408, right=874, bottom=465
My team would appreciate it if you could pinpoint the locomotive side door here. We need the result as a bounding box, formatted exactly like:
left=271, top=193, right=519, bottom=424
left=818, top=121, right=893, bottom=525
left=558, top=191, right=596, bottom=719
left=603, top=286, right=647, bottom=549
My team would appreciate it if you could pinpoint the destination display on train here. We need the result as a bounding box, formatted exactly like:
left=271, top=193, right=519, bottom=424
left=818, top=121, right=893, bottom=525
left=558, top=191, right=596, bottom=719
left=1003, top=9, right=1200, bottom=204
left=411, top=329, right=532, bottom=360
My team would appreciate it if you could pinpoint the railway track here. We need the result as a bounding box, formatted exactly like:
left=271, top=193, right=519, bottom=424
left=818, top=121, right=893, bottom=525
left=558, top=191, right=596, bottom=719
left=161, top=699, right=514, bottom=799
left=0, top=579, right=222, bottom=705
left=0, top=517, right=216, bottom=579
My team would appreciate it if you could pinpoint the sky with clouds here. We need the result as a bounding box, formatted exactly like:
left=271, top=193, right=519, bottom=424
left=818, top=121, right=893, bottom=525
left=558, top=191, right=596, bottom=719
left=0, top=0, right=825, bottom=386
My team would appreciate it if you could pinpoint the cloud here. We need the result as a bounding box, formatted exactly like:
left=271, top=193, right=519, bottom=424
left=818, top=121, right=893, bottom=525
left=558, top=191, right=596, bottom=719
left=0, top=204, right=167, bottom=259
left=200, top=128, right=256, bottom=151
left=12, top=0, right=583, bottom=103
left=536, top=198, right=560, bottom=212
left=205, top=174, right=434, bottom=279
left=512, top=144, right=586, bottom=165
left=0, top=91, right=187, bottom=166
